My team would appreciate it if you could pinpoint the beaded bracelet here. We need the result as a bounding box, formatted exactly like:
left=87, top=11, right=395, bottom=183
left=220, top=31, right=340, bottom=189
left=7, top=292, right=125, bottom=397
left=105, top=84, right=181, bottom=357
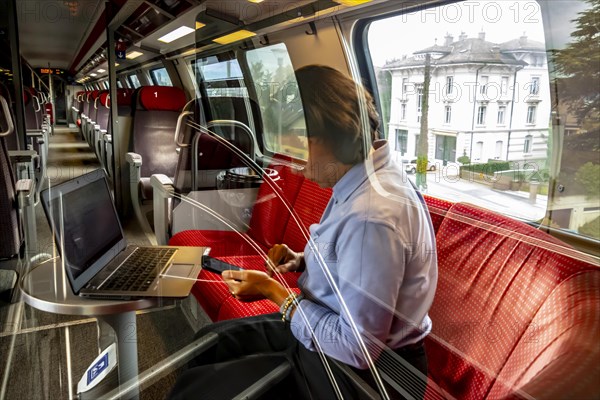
left=284, top=294, right=303, bottom=322
left=280, top=293, right=304, bottom=322
left=280, top=293, right=297, bottom=322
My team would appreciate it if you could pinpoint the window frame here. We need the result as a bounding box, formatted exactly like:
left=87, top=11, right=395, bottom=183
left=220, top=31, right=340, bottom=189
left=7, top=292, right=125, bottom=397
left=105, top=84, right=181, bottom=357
left=497, top=105, right=506, bottom=125
left=526, top=105, right=537, bottom=124
left=524, top=134, right=533, bottom=153
left=477, top=105, right=487, bottom=126
left=150, top=66, right=173, bottom=86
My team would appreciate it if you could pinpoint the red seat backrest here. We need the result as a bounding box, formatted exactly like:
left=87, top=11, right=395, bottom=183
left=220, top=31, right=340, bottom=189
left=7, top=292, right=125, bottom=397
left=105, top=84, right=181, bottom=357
left=282, top=179, right=332, bottom=252
left=427, top=202, right=599, bottom=399
left=423, top=195, right=453, bottom=234
left=245, top=154, right=306, bottom=249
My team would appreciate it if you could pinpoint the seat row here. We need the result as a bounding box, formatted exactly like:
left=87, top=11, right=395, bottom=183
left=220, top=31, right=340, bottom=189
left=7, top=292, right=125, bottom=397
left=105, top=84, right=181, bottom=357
left=161, top=156, right=599, bottom=399
left=71, top=86, right=264, bottom=240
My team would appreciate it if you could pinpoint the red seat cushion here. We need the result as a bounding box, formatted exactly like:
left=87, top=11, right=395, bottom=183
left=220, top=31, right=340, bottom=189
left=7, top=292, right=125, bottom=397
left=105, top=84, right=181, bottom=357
left=422, top=195, right=453, bottom=234
left=190, top=255, right=301, bottom=321
left=427, top=202, right=598, bottom=399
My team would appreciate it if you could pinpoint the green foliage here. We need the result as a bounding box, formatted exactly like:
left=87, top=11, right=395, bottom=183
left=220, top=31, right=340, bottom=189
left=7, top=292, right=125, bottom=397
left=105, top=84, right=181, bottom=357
left=574, top=162, right=600, bottom=198
left=457, top=155, right=470, bottom=165
left=579, top=216, right=600, bottom=240
left=552, top=0, right=600, bottom=122
left=416, top=156, right=428, bottom=174
left=461, top=161, right=511, bottom=176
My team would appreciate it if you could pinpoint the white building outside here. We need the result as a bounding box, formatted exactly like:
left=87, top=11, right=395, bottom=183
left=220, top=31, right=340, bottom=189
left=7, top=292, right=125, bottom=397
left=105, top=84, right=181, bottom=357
left=384, top=32, right=550, bottom=172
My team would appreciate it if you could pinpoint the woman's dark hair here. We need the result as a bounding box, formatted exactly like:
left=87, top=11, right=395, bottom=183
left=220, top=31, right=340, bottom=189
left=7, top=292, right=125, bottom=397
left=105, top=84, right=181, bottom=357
left=294, top=65, right=380, bottom=165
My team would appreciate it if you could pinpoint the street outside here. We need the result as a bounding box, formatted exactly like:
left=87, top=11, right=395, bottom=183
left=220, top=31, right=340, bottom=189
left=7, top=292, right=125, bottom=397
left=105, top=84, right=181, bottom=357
left=405, top=169, right=547, bottom=222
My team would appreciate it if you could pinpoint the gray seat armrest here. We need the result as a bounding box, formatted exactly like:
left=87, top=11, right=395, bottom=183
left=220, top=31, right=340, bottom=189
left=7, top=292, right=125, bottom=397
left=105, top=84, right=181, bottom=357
left=104, top=134, right=112, bottom=143
left=8, top=150, right=36, bottom=163
left=151, top=174, right=175, bottom=246
left=16, top=178, right=38, bottom=262
left=15, top=178, right=33, bottom=194
left=126, top=152, right=142, bottom=167
left=126, top=152, right=157, bottom=244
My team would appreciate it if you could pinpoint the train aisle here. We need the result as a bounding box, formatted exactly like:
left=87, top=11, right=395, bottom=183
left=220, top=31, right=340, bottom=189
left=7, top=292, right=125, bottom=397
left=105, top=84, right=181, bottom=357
left=0, top=126, right=200, bottom=400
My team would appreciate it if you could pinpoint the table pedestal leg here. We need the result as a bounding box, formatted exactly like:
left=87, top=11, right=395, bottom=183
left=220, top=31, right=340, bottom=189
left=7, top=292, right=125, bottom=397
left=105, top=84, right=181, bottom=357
left=97, top=312, right=139, bottom=400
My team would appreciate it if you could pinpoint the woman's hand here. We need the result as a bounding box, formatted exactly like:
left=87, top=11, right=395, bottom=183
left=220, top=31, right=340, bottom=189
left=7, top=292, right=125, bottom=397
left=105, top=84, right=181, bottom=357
left=266, top=244, right=304, bottom=277
left=222, top=269, right=289, bottom=306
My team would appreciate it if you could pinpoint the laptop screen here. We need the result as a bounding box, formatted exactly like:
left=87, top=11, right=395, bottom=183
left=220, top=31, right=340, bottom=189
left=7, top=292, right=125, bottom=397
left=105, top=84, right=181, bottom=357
left=41, top=170, right=125, bottom=292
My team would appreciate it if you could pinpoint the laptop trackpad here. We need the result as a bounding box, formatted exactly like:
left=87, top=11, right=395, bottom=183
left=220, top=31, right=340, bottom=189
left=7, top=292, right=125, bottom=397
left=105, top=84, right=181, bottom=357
left=162, top=263, right=195, bottom=279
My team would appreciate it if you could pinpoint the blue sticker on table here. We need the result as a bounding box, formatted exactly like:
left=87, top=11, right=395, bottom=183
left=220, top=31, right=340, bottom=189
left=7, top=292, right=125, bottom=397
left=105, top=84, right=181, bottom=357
left=87, top=353, right=109, bottom=385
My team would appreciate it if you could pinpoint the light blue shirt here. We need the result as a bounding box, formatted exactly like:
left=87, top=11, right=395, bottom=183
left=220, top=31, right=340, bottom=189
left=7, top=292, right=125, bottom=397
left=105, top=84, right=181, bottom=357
left=290, top=140, right=438, bottom=369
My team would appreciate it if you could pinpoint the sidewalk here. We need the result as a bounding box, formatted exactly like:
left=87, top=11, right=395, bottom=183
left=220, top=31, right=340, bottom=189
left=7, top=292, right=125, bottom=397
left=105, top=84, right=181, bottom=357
left=407, top=173, right=548, bottom=221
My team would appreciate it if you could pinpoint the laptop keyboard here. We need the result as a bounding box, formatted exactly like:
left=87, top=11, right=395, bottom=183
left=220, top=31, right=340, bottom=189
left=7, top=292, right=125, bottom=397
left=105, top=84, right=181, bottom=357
left=102, top=248, right=177, bottom=292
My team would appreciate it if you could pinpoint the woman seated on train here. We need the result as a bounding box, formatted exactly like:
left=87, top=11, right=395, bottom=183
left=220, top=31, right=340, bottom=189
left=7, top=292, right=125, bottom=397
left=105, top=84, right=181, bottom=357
left=169, top=65, right=438, bottom=400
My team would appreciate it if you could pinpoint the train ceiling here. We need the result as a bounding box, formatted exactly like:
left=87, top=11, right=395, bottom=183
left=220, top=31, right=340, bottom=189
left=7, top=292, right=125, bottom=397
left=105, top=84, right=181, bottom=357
left=15, top=0, right=382, bottom=81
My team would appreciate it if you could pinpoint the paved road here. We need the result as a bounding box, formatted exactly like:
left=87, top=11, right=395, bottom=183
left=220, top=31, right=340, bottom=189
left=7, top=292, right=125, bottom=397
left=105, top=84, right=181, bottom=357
left=406, top=171, right=548, bottom=221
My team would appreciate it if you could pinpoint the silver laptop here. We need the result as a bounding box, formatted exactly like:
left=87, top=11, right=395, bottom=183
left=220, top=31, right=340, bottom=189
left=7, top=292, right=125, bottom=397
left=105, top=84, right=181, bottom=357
left=40, top=169, right=208, bottom=299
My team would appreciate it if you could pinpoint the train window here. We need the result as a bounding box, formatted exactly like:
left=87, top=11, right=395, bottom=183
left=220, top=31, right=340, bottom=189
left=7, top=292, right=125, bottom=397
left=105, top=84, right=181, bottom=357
left=366, top=0, right=550, bottom=225
left=128, top=73, right=141, bottom=88
left=246, top=43, right=307, bottom=159
left=150, top=67, right=172, bottom=86
left=194, top=56, right=252, bottom=125
left=194, top=57, right=246, bottom=97
left=117, top=79, right=123, bottom=89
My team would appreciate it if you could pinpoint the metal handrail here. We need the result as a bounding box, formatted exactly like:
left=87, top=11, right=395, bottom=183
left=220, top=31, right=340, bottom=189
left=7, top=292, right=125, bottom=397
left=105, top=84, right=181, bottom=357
left=174, top=111, right=193, bottom=147
left=0, top=96, right=15, bottom=137
left=174, top=98, right=196, bottom=147
left=190, top=120, right=259, bottom=190
left=206, top=119, right=256, bottom=160
left=32, top=95, right=41, bottom=112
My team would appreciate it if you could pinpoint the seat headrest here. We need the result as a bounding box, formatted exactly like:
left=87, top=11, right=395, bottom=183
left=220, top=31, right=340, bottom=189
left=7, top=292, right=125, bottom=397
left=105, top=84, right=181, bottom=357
left=99, top=91, right=110, bottom=108
left=116, top=89, right=134, bottom=106
left=138, top=86, right=186, bottom=112
left=91, top=90, right=101, bottom=99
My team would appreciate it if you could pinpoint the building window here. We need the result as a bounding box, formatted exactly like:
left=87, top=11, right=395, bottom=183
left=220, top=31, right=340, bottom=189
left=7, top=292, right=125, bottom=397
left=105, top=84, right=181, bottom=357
left=396, top=129, right=408, bottom=154
left=416, top=83, right=423, bottom=114
left=527, top=105, right=537, bottom=124
left=480, top=76, right=488, bottom=95
left=477, top=105, right=487, bottom=125
left=444, top=105, right=452, bottom=124
left=530, top=77, right=540, bottom=95
left=446, top=76, right=453, bottom=95
left=401, top=103, right=407, bottom=120
left=495, top=140, right=503, bottom=159
left=501, top=76, right=509, bottom=95
left=524, top=135, right=533, bottom=153
left=475, top=141, right=484, bottom=161
left=402, top=78, right=409, bottom=96
left=414, top=134, right=419, bottom=155
left=497, top=105, right=506, bottom=125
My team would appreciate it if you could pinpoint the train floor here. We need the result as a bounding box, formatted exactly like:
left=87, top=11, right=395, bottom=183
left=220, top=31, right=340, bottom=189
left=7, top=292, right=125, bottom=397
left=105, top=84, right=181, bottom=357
left=0, top=126, right=208, bottom=399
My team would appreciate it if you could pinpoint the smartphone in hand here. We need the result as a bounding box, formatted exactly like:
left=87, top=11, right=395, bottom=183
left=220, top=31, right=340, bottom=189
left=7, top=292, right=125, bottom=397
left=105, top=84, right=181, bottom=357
left=202, top=256, right=243, bottom=274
